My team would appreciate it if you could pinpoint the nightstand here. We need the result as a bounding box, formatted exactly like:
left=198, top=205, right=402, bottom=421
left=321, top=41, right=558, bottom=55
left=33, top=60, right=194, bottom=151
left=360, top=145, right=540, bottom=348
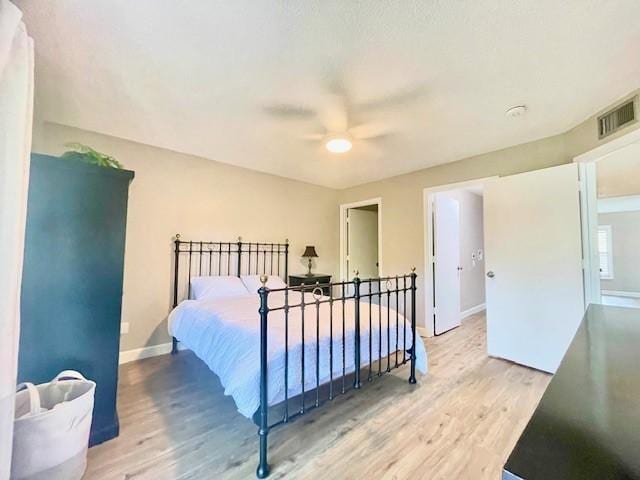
left=289, top=274, right=332, bottom=296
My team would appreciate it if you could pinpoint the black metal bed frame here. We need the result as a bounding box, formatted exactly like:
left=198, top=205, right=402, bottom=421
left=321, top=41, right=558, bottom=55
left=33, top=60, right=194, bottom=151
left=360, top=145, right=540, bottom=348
left=170, top=234, right=290, bottom=354
left=171, top=235, right=418, bottom=478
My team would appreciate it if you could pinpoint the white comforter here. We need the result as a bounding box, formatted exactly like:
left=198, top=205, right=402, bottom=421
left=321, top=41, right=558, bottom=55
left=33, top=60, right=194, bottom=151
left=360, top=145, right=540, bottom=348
left=168, top=292, right=428, bottom=418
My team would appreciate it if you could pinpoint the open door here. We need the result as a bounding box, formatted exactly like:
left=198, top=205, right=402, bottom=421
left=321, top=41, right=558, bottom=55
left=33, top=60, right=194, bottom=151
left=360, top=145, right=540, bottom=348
left=347, top=208, right=379, bottom=279
left=484, top=163, right=584, bottom=373
left=433, top=192, right=461, bottom=334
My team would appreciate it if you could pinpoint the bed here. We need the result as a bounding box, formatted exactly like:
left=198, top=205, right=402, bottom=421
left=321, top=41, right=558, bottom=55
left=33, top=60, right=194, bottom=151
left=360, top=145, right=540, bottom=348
left=167, top=235, right=427, bottom=478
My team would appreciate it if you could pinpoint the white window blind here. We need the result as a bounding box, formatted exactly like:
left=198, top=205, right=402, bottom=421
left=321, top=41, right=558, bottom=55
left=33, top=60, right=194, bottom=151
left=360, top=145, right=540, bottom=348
left=598, top=225, right=613, bottom=279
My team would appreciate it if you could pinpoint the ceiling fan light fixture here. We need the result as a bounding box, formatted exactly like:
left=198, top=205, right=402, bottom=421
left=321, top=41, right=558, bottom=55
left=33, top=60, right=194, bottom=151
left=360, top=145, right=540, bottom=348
left=325, top=135, right=352, bottom=154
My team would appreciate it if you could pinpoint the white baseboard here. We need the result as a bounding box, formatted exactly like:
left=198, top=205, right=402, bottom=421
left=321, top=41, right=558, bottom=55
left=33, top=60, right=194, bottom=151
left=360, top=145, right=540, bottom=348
left=417, top=326, right=429, bottom=338
left=601, top=290, right=640, bottom=299
left=460, top=303, right=486, bottom=320
left=119, top=341, right=188, bottom=365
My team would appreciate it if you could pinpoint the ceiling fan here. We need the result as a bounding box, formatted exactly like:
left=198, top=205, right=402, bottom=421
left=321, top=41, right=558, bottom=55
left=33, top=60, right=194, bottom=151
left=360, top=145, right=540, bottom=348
left=263, top=78, right=425, bottom=154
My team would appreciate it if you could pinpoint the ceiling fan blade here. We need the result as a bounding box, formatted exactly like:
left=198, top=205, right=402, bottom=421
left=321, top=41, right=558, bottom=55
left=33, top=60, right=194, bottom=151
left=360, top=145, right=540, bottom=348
left=355, top=84, right=426, bottom=113
left=349, top=122, right=393, bottom=140
left=300, top=133, right=325, bottom=141
left=317, top=94, right=349, bottom=133
left=319, top=75, right=354, bottom=132
left=355, top=138, right=385, bottom=160
left=263, top=104, right=317, bottom=120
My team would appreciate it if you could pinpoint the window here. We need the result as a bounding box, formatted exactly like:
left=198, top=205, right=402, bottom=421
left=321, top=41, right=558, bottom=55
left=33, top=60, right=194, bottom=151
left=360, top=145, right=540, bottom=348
left=598, top=225, right=614, bottom=279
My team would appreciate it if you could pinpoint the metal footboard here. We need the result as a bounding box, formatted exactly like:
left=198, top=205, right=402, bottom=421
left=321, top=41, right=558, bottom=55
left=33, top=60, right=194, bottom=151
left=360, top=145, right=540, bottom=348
left=255, top=270, right=418, bottom=478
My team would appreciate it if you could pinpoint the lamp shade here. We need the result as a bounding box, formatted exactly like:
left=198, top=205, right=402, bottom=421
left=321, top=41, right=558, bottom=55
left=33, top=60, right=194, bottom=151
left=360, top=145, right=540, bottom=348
left=302, top=245, right=318, bottom=258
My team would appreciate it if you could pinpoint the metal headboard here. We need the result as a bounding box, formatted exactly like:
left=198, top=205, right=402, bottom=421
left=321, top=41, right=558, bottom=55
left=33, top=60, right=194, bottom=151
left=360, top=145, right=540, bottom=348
left=171, top=234, right=289, bottom=308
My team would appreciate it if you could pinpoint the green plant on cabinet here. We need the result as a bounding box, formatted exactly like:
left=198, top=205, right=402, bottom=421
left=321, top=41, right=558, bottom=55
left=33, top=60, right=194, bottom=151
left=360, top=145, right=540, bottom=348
left=62, top=142, right=123, bottom=169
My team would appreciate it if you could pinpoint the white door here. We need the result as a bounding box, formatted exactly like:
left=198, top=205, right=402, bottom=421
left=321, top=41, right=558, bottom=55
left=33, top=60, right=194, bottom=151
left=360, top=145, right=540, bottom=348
left=347, top=208, right=379, bottom=279
left=484, top=163, right=584, bottom=373
left=434, top=193, right=461, bottom=334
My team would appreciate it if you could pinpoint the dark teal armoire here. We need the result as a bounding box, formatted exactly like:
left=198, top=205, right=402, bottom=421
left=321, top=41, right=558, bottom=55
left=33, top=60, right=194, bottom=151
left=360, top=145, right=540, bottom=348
left=19, top=153, right=134, bottom=446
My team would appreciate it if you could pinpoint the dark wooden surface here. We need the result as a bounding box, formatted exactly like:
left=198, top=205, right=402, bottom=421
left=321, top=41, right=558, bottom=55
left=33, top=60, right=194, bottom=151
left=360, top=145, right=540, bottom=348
left=19, top=153, right=134, bottom=446
left=289, top=273, right=332, bottom=295
left=503, top=304, right=640, bottom=479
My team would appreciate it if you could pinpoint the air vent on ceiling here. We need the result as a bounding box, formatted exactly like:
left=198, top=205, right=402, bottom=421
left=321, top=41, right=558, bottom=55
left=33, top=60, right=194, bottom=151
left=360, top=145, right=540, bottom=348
left=598, top=96, right=637, bottom=139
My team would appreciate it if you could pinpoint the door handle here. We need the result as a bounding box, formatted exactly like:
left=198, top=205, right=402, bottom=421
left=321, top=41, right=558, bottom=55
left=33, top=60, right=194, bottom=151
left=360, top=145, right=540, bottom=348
left=486, top=271, right=495, bottom=278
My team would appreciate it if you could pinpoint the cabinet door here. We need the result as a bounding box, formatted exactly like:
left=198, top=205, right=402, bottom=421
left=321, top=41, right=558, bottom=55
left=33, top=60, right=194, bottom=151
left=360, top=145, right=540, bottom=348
left=19, top=154, right=133, bottom=445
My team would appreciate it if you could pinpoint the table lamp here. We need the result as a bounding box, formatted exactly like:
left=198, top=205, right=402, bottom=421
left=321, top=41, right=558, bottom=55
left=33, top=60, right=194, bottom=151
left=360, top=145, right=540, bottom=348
left=302, top=246, right=318, bottom=276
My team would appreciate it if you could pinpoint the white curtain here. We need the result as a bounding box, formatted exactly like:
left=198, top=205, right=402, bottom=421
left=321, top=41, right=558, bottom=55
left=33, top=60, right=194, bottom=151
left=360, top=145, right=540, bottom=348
left=0, top=1, right=34, bottom=477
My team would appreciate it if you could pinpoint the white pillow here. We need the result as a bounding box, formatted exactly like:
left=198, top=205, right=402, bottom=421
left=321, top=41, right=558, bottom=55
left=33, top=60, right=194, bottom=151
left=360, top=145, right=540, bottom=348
left=241, top=275, right=287, bottom=293
left=190, top=276, right=249, bottom=300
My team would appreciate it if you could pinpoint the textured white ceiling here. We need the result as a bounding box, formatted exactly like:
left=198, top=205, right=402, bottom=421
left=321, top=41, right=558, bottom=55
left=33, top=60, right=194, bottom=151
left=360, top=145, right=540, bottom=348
left=17, top=1, right=640, bottom=188
left=597, top=142, right=640, bottom=198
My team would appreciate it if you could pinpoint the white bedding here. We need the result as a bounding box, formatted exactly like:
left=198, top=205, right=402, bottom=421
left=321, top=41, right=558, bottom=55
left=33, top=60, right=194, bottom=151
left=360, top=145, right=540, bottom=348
left=168, top=291, right=428, bottom=418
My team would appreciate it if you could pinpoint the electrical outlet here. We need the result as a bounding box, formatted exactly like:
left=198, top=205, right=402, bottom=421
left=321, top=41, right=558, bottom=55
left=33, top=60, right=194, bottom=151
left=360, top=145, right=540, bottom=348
left=121, top=322, right=130, bottom=335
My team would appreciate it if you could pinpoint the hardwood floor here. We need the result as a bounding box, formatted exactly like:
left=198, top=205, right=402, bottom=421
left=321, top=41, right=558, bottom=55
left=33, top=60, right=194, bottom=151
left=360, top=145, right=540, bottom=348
left=86, top=313, right=550, bottom=479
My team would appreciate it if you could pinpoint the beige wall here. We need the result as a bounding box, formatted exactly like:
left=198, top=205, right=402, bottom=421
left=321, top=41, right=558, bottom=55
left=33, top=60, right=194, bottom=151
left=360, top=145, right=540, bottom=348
left=30, top=88, right=640, bottom=348
left=599, top=211, right=640, bottom=293
left=339, top=87, right=640, bottom=331
left=565, top=89, right=640, bottom=159
left=32, top=122, right=340, bottom=351
left=455, top=191, right=485, bottom=312
left=339, top=134, right=569, bottom=330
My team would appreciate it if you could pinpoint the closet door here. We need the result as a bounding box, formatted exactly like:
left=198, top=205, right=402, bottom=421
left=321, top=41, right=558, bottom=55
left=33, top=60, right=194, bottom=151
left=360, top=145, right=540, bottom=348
left=484, top=163, right=584, bottom=373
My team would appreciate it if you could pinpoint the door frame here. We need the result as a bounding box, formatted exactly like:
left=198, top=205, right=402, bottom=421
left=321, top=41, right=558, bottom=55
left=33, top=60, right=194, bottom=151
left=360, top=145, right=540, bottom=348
left=574, top=127, right=640, bottom=305
left=422, top=177, right=496, bottom=337
left=339, top=197, right=382, bottom=281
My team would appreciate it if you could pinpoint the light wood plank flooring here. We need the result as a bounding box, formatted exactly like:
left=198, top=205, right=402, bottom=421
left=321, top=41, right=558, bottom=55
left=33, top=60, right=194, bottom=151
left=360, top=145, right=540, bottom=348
left=86, top=314, right=550, bottom=479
